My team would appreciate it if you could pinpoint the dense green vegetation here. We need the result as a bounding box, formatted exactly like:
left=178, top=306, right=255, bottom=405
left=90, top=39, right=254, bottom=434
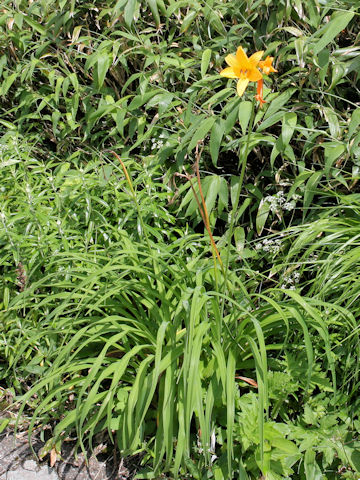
left=0, top=0, right=360, bottom=478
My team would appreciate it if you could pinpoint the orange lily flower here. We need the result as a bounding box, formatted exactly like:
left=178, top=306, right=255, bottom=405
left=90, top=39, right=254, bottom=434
left=258, top=56, right=277, bottom=75
left=220, top=46, right=263, bottom=97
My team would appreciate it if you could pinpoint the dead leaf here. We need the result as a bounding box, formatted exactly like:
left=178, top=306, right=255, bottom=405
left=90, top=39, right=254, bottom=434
left=7, top=18, right=14, bottom=30
left=235, top=376, right=258, bottom=388
left=50, top=447, right=58, bottom=467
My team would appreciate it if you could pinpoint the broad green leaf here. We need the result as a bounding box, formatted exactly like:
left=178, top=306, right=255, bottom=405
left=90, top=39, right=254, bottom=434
left=210, top=119, right=225, bottom=166
left=348, top=108, right=360, bottom=138
left=257, top=111, right=284, bottom=132
left=346, top=54, right=360, bottom=75
left=304, top=450, right=323, bottom=480
left=145, top=0, right=160, bottom=27
left=256, top=200, right=270, bottom=235
left=134, top=470, right=158, bottom=479
left=323, top=142, right=345, bottom=177
left=201, top=49, right=212, bottom=78
left=156, top=0, right=167, bottom=16
left=238, top=101, right=253, bottom=135
left=87, top=104, right=116, bottom=123
left=295, top=37, right=306, bottom=68
left=180, top=10, right=198, bottom=34
left=2, top=286, right=10, bottom=309
left=68, top=72, right=79, bottom=92
left=329, top=62, right=346, bottom=90
left=1, top=73, right=17, bottom=96
left=307, top=0, right=320, bottom=28
left=270, top=143, right=280, bottom=167
left=224, top=103, right=239, bottom=134
left=205, top=175, right=221, bottom=216
left=14, top=12, right=23, bottom=29
left=322, top=106, right=340, bottom=138
left=303, top=170, right=323, bottom=217
left=263, top=88, right=296, bottom=120
left=0, top=419, right=10, bottom=434
left=146, top=92, right=174, bottom=115
left=310, top=11, right=355, bottom=56
left=218, top=176, right=228, bottom=213
left=62, top=76, right=70, bottom=97
left=55, top=76, right=64, bottom=104
left=234, top=226, right=245, bottom=254
left=0, top=119, right=16, bottom=130
left=271, top=437, right=299, bottom=455
left=284, top=144, right=296, bottom=163
left=239, top=461, right=249, bottom=480
left=280, top=112, right=297, bottom=150
left=97, top=55, right=111, bottom=89
left=166, top=0, right=190, bottom=16
left=203, top=88, right=233, bottom=107
left=344, top=445, right=360, bottom=474
left=124, top=0, right=137, bottom=27
left=350, top=132, right=360, bottom=160
left=288, top=171, right=314, bottom=199
left=230, top=175, right=241, bottom=207
left=128, top=91, right=160, bottom=110
left=208, top=10, right=225, bottom=35
left=22, top=14, right=47, bottom=35
left=188, top=116, right=215, bottom=151
left=281, top=26, right=304, bottom=37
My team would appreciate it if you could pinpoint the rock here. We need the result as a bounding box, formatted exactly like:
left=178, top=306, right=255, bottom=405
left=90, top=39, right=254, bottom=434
left=0, top=431, right=114, bottom=480
left=6, top=465, right=59, bottom=480
left=22, top=460, right=37, bottom=471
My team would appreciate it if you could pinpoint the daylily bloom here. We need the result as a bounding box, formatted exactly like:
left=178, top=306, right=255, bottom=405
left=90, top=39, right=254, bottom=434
left=220, top=46, right=263, bottom=97
left=255, top=79, right=266, bottom=108
left=258, top=56, right=277, bottom=75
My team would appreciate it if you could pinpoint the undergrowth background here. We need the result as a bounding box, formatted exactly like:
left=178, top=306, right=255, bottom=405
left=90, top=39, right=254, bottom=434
left=0, top=0, right=360, bottom=478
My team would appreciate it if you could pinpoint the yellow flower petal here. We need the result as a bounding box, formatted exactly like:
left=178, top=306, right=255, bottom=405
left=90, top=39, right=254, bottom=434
left=236, top=78, right=249, bottom=97
left=220, top=67, right=238, bottom=79
left=225, top=54, right=240, bottom=69
left=247, top=68, right=262, bottom=82
left=249, top=50, right=264, bottom=67
left=235, top=46, right=251, bottom=70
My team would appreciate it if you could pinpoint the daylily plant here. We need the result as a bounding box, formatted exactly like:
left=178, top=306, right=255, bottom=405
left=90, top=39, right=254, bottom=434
left=220, top=46, right=277, bottom=106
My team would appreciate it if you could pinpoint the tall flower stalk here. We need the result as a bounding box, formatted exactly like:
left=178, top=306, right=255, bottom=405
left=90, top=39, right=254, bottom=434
left=219, top=46, right=278, bottom=476
left=219, top=46, right=278, bottom=284
left=221, top=91, right=257, bottom=306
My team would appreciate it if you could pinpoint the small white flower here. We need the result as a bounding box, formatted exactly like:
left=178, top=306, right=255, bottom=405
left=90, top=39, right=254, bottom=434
left=283, top=201, right=295, bottom=211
